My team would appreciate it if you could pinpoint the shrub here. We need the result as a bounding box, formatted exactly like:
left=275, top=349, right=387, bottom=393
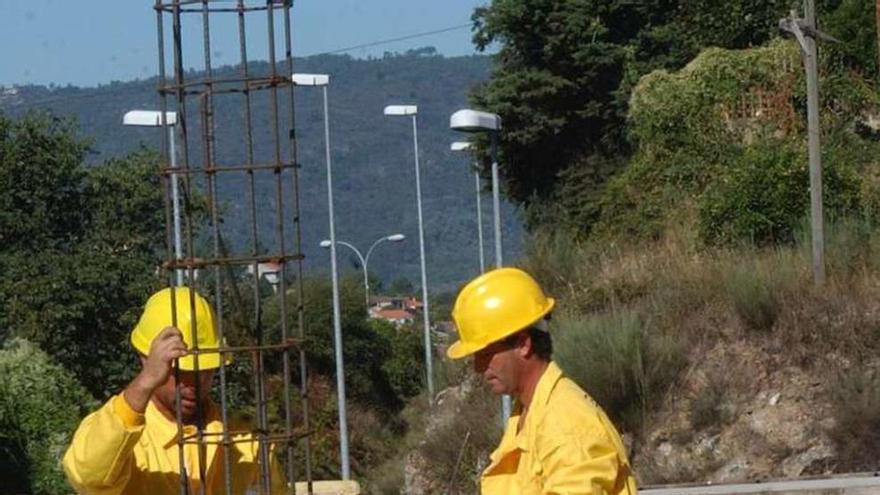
left=723, top=261, right=781, bottom=333
left=698, top=141, right=862, bottom=246
left=689, top=367, right=735, bottom=431
left=0, top=338, right=97, bottom=494
left=417, top=379, right=500, bottom=495
left=373, top=320, right=426, bottom=402
left=552, top=309, right=684, bottom=431
left=828, top=368, right=880, bottom=471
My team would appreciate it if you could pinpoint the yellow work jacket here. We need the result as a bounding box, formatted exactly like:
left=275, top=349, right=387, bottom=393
left=481, top=362, right=638, bottom=495
left=63, top=394, right=287, bottom=494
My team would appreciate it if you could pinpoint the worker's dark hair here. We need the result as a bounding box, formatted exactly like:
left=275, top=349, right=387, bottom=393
left=526, top=326, right=553, bottom=361
left=502, top=317, right=553, bottom=361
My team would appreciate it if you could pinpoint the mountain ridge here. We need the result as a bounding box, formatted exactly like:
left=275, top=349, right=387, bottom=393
left=1, top=50, right=524, bottom=292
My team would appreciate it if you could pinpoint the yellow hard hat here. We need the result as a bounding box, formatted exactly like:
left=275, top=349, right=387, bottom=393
left=130, top=287, right=229, bottom=371
left=447, top=267, right=555, bottom=360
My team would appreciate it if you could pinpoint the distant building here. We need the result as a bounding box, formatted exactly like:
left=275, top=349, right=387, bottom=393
left=368, top=295, right=422, bottom=328
left=371, top=308, right=416, bottom=327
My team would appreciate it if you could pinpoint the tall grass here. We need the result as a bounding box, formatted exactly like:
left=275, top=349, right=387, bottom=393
left=552, top=310, right=685, bottom=432
left=722, top=260, right=782, bottom=333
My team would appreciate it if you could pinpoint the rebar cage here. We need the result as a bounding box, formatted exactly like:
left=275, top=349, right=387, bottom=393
left=152, top=1, right=312, bottom=493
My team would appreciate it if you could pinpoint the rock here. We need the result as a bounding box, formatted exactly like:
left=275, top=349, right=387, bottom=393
left=781, top=444, right=835, bottom=478
left=714, top=457, right=750, bottom=482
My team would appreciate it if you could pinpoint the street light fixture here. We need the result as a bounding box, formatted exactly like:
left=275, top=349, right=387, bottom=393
left=319, top=233, right=406, bottom=307
left=451, top=141, right=485, bottom=274
left=384, top=104, right=435, bottom=399
left=450, top=108, right=512, bottom=423
left=292, top=72, right=352, bottom=481
left=450, top=109, right=503, bottom=268
left=123, top=110, right=183, bottom=286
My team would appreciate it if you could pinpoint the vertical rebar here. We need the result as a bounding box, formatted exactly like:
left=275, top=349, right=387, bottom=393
left=168, top=3, right=191, bottom=494
left=282, top=1, right=314, bottom=491
left=236, top=2, right=257, bottom=491
left=152, top=3, right=311, bottom=493
left=262, top=4, right=282, bottom=493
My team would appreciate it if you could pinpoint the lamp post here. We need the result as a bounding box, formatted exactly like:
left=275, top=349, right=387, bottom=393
left=291, top=73, right=352, bottom=480
left=450, top=109, right=511, bottom=423
left=383, top=104, right=434, bottom=399
left=451, top=141, right=485, bottom=274
left=123, top=110, right=183, bottom=286
left=320, top=234, right=406, bottom=308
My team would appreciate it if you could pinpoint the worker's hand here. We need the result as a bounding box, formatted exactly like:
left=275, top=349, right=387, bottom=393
left=123, top=327, right=189, bottom=414
left=138, top=326, right=189, bottom=391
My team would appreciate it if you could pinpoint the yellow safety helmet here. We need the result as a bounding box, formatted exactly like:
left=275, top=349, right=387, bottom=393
left=447, top=267, right=555, bottom=360
left=130, top=287, right=229, bottom=371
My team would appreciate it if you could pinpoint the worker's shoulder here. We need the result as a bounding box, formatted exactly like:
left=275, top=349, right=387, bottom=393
left=539, top=375, right=614, bottom=433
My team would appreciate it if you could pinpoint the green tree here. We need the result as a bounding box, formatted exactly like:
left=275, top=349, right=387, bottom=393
left=469, top=0, right=863, bottom=232
left=0, top=338, right=97, bottom=494
left=265, top=274, right=415, bottom=412
left=0, top=113, right=166, bottom=398
left=0, top=112, right=89, bottom=251
left=372, top=319, right=425, bottom=401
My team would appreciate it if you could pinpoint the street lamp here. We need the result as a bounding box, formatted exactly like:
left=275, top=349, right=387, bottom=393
left=383, top=104, right=435, bottom=399
left=450, top=109, right=503, bottom=268
left=450, top=109, right=512, bottom=423
left=246, top=262, right=282, bottom=294
left=292, top=72, right=352, bottom=481
left=451, top=141, right=485, bottom=274
left=123, top=110, right=183, bottom=286
left=320, top=233, right=406, bottom=308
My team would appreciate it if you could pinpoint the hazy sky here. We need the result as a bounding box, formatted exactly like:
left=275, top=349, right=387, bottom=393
left=0, top=0, right=488, bottom=88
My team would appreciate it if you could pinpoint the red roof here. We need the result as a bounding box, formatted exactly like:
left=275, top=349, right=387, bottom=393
left=375, top=309, right=415, bottom=320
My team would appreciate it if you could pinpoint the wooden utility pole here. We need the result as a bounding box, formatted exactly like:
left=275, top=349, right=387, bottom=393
left=804, top=0, right=825, bottom=285
left=780, top=0, right=839, bottom=285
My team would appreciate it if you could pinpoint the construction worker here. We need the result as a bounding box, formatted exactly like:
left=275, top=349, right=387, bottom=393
left=63, top=287, right=286, bottom=494
left=447, top=268, right=638, bottom=495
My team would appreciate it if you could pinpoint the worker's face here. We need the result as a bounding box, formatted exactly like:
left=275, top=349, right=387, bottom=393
left=473, top=335, right=524, bottom=396
left=143, top=358, right=215, bottom=424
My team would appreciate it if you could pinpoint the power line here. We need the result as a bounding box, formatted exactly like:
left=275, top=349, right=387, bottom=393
left=305, top=23, right=473, bottom=57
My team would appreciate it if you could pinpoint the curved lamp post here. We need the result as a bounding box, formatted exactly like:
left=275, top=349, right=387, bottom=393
left=319, top=233, right=406, bottom=308
left=383, top=104, right=435, bottom=399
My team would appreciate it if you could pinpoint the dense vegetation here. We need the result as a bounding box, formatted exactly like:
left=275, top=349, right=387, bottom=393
left=469, top=0, right=880, bottom=232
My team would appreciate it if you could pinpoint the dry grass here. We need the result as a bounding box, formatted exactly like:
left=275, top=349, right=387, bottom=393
left=417, top=380, right=501, bottom=494
left=828, top=367, right=880, bottom=472
left=515, top=218, right=880, bottom=476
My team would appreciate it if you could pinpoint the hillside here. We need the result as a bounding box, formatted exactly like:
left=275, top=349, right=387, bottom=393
left=0, top=50, right=523, bottom=291
left=394, top=39, right=880, bottom=493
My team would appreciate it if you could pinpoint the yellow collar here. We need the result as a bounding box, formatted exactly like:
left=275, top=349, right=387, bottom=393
left=502, top=361, right=564, bottom=455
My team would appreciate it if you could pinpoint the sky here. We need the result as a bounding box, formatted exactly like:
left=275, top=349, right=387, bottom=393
left=0, top=0, right=488, bottom=88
